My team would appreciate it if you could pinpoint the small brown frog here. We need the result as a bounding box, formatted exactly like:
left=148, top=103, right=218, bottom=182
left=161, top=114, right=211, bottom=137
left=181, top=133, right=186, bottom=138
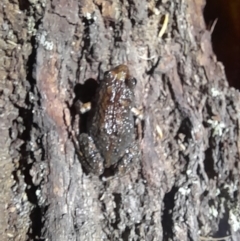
left=77, top=64, right=139, bottom=175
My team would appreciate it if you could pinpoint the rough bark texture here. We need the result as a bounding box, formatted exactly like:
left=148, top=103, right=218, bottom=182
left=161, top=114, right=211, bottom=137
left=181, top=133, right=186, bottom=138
left=1, top=0, right=240, bottom=240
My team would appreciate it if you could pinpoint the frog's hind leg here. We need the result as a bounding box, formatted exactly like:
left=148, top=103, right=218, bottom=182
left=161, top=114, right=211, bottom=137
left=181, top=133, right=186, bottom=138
left=78, top=133, right=104, bottom=175
left=116, top=143, right=140, bottom=176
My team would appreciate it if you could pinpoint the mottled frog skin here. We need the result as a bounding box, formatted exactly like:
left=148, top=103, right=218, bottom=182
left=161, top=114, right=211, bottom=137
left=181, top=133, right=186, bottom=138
left=78, top=64, right=138, bottom=175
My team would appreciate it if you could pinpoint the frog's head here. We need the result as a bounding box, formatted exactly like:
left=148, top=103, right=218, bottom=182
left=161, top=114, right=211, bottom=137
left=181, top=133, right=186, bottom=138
left=103, top=64, right=137, bottom=90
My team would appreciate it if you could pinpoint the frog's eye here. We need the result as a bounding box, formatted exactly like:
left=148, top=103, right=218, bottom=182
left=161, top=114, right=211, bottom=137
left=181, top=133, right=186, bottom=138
left=126, top=77, right=137, bottom=88
left=104, top=71, right=113, bottom=81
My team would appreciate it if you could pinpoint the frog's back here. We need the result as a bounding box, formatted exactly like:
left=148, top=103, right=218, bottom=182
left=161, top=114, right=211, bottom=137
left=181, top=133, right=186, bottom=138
left=89, top=90, right=135, bottom=166
left=89, top=64, right=136, bottom=167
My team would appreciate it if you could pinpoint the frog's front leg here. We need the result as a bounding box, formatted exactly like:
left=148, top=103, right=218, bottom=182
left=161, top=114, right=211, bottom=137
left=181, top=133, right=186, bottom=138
left=78, top=133, right=104, bottom=175
left=116, top=142, right=139, bottom=175
left=75, top=100, right=91, bottom=114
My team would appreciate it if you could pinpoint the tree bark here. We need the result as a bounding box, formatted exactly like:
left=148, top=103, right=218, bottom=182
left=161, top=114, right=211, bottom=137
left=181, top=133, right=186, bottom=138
left=1, top=0, right=240, bottom=240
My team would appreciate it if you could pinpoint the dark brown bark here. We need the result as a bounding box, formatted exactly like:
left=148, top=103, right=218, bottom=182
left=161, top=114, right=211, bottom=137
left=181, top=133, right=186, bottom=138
left=1, top=0, right=240, bottom=240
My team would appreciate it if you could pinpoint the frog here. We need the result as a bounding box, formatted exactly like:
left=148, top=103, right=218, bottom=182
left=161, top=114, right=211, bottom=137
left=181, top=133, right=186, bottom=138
left=77, top=64, right=139, bottom=175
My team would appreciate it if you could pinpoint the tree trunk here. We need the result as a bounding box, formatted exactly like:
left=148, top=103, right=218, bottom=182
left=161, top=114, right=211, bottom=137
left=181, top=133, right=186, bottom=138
left=1, top=0, right=240, bottom=240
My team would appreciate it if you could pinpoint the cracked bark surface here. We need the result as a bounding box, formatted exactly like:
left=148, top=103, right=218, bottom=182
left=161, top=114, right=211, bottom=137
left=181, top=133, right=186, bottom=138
left=1, top=0, right=240, bottom=240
